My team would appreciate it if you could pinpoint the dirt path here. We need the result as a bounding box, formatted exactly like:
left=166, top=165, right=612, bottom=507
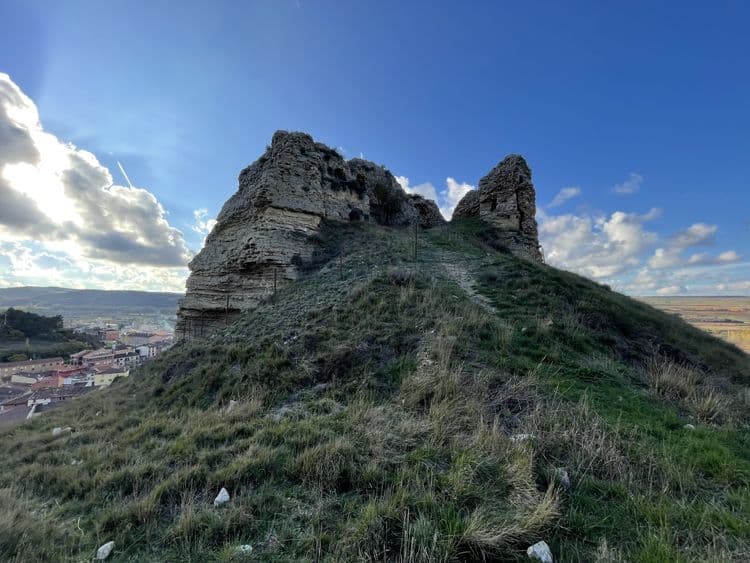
left=441, top=261, right=497, bottom=313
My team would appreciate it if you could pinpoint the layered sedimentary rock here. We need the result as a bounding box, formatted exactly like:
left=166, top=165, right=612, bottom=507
left=452, top=154, right=543, bottom=262
left=176, top=131, right=443, bottom=337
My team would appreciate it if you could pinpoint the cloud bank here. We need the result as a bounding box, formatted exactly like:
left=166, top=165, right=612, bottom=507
left=538, top=178, right=745, bottom=295
left=0, top=73, right=191, bottom=291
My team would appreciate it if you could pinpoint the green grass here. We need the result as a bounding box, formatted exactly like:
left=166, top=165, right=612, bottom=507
left=0, top=221, right=748, bottom=562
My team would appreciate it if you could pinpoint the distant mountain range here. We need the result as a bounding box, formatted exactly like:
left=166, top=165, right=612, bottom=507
left=0, top=286, right=183, bottom=318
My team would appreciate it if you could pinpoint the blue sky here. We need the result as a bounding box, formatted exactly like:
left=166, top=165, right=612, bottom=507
left=0, top=0, right=748, bottom=294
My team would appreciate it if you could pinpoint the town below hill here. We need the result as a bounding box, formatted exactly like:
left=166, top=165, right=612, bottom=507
left=0, top=309, right=174, bottom=427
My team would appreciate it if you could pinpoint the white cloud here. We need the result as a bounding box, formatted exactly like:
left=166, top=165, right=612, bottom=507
left=716, top=280, right=750, bottom=292
left=686, top=250, right=740, bottom=266
left=649, top=247, right=679, bottom=269
left=396, top=175, right=475, bottom=220
left=672, top=223, right=717, bottom=247
left=192, top=208, right=217, bottom=236
left=0, top=73, right=190, bottom=291
left=549, top=186, right=581, bottom=208
left=540, top=197, right=746, bottom=296
left=539, top=208, right=659, bottom=279
left=441, top=177, right=474, bottom=219
left=0, top=240, right=188, bottom=292
left=648, top=223, right=737, bottom=269
left=395, top=176, right=438, bottom=202
left=718, top=250, right=740, bottom=263
left=656, top=285, right=684, bottom=296
left=191, top=208, right=217, bottom=250
left=613, top=172, right=643, bottom=195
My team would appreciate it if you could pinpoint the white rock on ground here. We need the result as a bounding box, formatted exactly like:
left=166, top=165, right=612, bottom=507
left=52, top=426, right=71, bottom=437
left=214, top=487, right=230, bottom=507
left=557, top=468, right=571, bottom=491
left=236, top=544, right=253, bottom=554
left=684, top=423, right=695, bottom=430
left=527, top=540, right=553, bottom=562
left=96, top=541, right=115, bottom=560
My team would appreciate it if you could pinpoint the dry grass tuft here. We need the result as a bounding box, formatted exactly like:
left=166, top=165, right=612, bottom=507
left=687, top=390, right=728, bottom=424
left=594, top=538, right=626, bottom=562
left=461, top=484, right=559, bottom=553
left=525, top=395, right=627, bottom=481
left=0, top=488, right=69, bottom=562
left=645, top=356, right=746, bottom=425
left=646, top=357, right=702, bottom=399
left=295, top=437, right=358, bottom=487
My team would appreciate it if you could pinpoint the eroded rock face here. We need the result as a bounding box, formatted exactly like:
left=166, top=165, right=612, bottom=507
left=176, top=131, right=444, bottom=338
left=452, top=189, right=479, bottom=220
left=452, top=154, right=542, bottom=262
left=409, top=194, right=444, bottom=228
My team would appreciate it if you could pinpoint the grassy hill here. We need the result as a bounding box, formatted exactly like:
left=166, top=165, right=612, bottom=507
left=0, top=221, right=748, bottom=562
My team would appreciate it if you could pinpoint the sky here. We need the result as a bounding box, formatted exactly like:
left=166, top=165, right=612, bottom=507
left=0, top=0, right=748, bottom=295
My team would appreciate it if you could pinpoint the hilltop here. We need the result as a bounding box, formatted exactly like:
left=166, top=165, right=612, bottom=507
left=177, top=130, right=445, bottom=336
left=0, top=133, right=748, bottom=562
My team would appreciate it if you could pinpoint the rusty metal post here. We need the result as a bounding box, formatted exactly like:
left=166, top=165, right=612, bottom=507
left=414, top=223, right=418, bottom=261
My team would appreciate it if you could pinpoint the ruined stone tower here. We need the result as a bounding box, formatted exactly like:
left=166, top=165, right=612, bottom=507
left=452, top=154, right=543, bottom=262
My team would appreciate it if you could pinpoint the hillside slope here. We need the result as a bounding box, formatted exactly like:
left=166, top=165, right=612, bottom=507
left=1, top=222, right=748, bottom=562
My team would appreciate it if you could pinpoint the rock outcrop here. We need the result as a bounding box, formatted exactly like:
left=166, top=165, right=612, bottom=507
left=176, top=131, right=444, bottom=337
left=408, top=194, right=445, bottom=228
left=452, top=154, right=543, bottom=262
left=451, top=189, right=479, bottom=220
